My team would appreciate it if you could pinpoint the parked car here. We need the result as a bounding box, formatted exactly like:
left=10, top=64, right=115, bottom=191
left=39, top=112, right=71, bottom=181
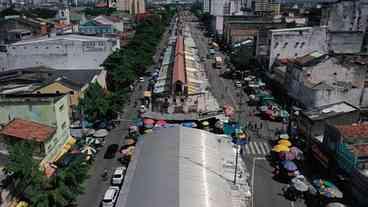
left=139, top=77, right=144, bottom=82
left=101, top=186, right=120, bottom=207
left=104, top=144, right=119, bottom=159
left=111, top=166, right=127, bottom=186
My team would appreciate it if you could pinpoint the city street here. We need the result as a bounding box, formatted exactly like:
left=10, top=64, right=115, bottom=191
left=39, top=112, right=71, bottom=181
left=76, top=29, right=169, bottom=207
left=188, top=18, right=306, bottom=207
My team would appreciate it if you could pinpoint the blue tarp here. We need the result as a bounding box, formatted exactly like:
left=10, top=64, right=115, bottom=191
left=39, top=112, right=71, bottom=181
left=223, top=122, right=240, bottom=136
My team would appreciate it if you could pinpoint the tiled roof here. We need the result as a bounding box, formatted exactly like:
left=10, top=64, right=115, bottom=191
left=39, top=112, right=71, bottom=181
left=172, top=36, right=186, bottom=85
left=351, top=144, right=368, bottom=157
left=336, top=124, right=368, bottom=140
left=0, top=119, right=56, bottom=142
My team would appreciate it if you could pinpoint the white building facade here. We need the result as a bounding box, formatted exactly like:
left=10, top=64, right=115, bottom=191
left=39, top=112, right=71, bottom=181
left=0, top=34, right=120, bottom=71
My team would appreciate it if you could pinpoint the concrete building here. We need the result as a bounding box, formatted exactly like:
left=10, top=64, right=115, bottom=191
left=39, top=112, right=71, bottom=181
left=322, top=0, right=368, bottom=32
left=328, top=31, right=364, bottom=54
left=209, top=0, right=243, bottom=35
left=323, top=123, right=368, bottom=206
left=79, top=15, right=124, bottom=35
left=285, top=53, right=368, bottom=109
left=0, top=34, right=120, bottom=71
left=296, top=101, right=360, bottom=157
left=262, top=26, right=329, bottom=70
left=203, top=0, right=210, bottom=12
left=0, top=93, right=72, bottom=165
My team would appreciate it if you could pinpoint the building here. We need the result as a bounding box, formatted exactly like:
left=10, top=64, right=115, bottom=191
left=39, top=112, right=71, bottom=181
left=296, top=101, right=360, bottom=158
left=203, top=0, right=210, bottom=12
left=0, top=94, right=72, bottom=165
left=0, top=34, right=120, bottom=71
left=0, top=66, right=106, bottom=116
left=79, top=15, right=124, bottom=36
left=223, top=16, right=284, bottom=46
left=260, top=26, right=329, bottom=70
left=285, top=53, right=368, bottom=109
left=323, top=123, right=368, bottom=206
left=255, top=0, right=280, bottom=16
left=116, top=126, right=249, bottom=207
left=209, top=0, right=243, bottom=35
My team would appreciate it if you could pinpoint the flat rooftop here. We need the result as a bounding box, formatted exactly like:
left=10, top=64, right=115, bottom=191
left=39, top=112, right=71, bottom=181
left=302, top=101, right=359, bottom=121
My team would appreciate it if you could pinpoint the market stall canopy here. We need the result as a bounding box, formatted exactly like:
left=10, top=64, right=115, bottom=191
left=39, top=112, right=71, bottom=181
left=278, top=139, right=292, bottom=147
left=80, top=145, right=97, bottom=155
left=279, top=134, right=290, bottom=139
left=312, top=179, right=343, bottom=198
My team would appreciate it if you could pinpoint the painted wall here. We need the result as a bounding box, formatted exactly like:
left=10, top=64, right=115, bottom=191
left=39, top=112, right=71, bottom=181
left=0, top=95, right=70, bottom=161
left=1, top=37, right=119, bottom=70
left=35, top=82, right=81, bottom=107
left=268, top=26, right=328, bottom=70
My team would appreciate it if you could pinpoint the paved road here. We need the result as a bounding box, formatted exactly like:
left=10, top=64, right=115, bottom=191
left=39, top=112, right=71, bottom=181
left=188, top=17, right=306, bottom=207
left=76, top=28, right=170, bottom=207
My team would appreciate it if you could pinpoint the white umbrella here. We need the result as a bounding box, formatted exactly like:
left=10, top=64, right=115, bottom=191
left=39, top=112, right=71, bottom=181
left=93, top=129, right=108, bottom=138
left=80, top=145, right=97, bottom=155
left=86, top=137, right=102, bottom=145
left=326, top=203, right=346, bottom=207
left=291, top=177, right=309, bottom=192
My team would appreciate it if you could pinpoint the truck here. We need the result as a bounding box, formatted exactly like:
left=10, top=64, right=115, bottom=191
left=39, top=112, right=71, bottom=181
left=214, top=56, right=223, bottom=68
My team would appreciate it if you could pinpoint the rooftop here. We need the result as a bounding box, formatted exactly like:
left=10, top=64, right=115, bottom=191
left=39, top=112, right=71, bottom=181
left=117, top=126, right=246, bottom=207
left=336, top=124, right=368, bottom=141
left=0, top=119, right=56, bottom=142
left=302, top=101, right=359, bottom=121
left=11, top=34, right=114, bottom=46
left=0, top=66, right=102, bottom=93
left=0, top=93, right=66, bottom=103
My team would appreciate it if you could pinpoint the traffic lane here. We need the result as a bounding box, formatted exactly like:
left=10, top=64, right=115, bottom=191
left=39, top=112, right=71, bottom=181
left=243, top=157, right=292, bottom=207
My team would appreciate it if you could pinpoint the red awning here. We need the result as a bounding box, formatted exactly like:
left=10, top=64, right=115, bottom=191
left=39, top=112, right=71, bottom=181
left=173, top=36, right=186, bottom=85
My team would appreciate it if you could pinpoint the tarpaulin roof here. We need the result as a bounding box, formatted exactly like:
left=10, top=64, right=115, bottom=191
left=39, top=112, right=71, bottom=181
left=173, top=36, right=186, bottom=85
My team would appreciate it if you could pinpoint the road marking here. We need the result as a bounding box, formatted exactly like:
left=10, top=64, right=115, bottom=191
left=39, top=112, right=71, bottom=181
left=254, top=142, right=261, bottom=154
left=263, top=142, right=270, bottom=154
left=249, top=142, right=256, bottom=154
left=251, top=157, right=266, bottom=207
left=245, top=144, right=251, bottom=154
left=258, top=142, right=266, bottom=155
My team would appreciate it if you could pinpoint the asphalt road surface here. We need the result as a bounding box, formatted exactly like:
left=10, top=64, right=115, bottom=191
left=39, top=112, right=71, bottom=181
left=76, top=29, right=169, bottom=207
left=188, top=17, right=307, bottom=207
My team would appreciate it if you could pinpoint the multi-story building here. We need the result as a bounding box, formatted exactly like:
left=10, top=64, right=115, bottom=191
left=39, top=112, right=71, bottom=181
left=0, top=34, right=120, bottom=71
left=323, top=123, right=368, bottom=206
left=285, top=53, right=368, bottom=109
left=260, top=26, right=329, bottom=70
left=0, top=93, right=72, bottom=165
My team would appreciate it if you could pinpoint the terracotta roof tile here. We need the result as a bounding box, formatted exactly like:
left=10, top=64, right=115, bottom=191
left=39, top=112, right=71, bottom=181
left=172, top=36, right=186, bottom=85
left=0, top=119, right=56, bottom=142
left=336, top=124, right=368, bottom=140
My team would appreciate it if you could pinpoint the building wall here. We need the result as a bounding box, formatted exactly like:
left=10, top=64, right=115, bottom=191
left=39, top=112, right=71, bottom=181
left=0, top=95, right=70, bottom=161
left=326, top=0, right=368, bottom=32
left=328, top=32, right=364, bottom=54
left=1, top=38, right=119, bottom=70
left=35, top=82, right=81, bottom=108
left=268, top=26, right=328, bottom=70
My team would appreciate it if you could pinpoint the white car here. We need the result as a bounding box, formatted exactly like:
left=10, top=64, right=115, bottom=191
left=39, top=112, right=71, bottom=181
left=235, top=81, right=242, bottom=88
left=111, top=166, right=126, bottom=186
left=102, top=186, right=120, bottom=207
left=139, top=77, right=144, bottom=82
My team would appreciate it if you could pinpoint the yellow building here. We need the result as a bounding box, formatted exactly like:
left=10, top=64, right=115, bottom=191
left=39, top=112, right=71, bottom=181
left=34, top=70, right=107, bottom=115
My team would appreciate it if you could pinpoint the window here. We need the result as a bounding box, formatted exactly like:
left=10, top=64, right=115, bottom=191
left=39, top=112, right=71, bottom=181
left=294, top=42, right=299, bottom=48
left=59, top=104, right=64, bottom=112
left=283, top=42, right=288, bottom=48
left=294, top=53, right=298, bottom=56
left=62, top=122, right=66, bottom=129
left=300, top=42, right=305, bottom=48
left=274, top=42, right=279, bottom=49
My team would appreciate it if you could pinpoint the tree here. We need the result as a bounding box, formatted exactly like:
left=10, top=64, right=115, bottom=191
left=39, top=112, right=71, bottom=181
left=78, top=82, right=113, bottom=121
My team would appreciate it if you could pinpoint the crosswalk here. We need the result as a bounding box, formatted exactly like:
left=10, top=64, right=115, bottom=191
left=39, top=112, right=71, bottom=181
left=243, top=141, right=270, bottom=156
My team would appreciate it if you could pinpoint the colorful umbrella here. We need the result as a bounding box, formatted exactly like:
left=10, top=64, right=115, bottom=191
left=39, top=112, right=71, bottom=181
left=278, top=139, right=292, bottom=147
left=279, top=151, right=296, bottom=160
left=281, top=160, right=298, bottom=171
left=272, top=144, right=290, bottom=152
left=144, top=119, right=155, bottom=125
left=155, top=119, right=167, bottom=127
